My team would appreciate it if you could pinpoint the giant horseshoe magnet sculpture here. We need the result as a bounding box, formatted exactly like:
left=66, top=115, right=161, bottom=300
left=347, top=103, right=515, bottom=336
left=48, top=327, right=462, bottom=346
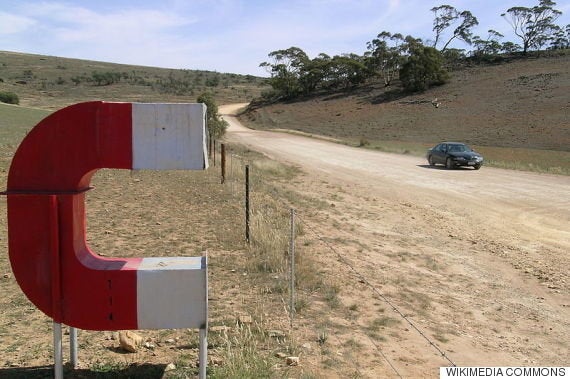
left=5, top=101, right=208, bottom=331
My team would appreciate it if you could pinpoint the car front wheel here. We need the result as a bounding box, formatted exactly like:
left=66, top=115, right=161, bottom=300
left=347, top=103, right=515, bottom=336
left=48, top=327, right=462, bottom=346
left=474, top=164, right=481, bottom=170
left=446, top=158, right=454, bottom=169
left=428, top=155, right=436, bottom=166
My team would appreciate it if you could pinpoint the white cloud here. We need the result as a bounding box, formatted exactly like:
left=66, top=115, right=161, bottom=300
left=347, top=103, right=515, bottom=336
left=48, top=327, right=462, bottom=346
left=0, top=11, right=36, bottom=34
left=21, top=2, right=193, bottom=42
left=9, top=2, right=207, bottom=70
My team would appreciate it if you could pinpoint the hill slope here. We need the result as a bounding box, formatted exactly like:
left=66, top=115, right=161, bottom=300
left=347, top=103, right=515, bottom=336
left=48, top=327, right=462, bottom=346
left=0, top=51, right=267, bottom=110
left=241, top=53, right=570, bottom=152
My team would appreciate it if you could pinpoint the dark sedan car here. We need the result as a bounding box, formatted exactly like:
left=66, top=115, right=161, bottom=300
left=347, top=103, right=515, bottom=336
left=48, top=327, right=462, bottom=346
left=426, top=142, right=484, bottom=170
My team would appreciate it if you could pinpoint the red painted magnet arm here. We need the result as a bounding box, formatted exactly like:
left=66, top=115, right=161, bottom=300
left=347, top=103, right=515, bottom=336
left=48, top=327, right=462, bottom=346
left=6, top=102, right=139, bottom=330
left=8, top=101, right=132, bottom=192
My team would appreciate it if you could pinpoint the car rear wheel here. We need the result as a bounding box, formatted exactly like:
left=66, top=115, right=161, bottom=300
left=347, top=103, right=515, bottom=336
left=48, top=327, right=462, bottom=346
left=428, top=155, right=436, bottom=166
left=446, top=158, right=454, bottom=169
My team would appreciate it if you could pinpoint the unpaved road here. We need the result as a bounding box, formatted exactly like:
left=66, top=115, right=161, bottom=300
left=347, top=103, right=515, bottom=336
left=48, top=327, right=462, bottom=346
left=221, top=104, right=569, bottom=377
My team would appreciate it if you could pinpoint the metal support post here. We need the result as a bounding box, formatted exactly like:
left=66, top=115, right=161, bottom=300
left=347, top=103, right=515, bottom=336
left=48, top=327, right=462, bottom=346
left=53, top=322, right=63, bottom=379
left=70, top=327, right=78, bottom=369
left=199, top=327, right=207, bottom=379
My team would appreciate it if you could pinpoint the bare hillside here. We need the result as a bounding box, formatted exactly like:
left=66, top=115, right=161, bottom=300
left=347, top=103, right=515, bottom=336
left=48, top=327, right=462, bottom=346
left=241, top=54, right=570, bottom=152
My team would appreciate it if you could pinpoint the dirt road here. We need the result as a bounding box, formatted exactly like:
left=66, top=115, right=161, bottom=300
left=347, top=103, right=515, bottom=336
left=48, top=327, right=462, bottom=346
left=221, top=104, right=569, bottom=377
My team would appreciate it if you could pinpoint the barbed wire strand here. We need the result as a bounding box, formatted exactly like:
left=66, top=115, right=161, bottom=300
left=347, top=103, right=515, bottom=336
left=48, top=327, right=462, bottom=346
left=327, top=331, right=367, bottom=378
left=213, top=144, right=456, bottom=369
left=340, top=323, right=403, bottom=379
left=297, top=215, right=457, bottom=368
left=224, top=156, right=400, bottom=377
left=295, top=218, right=404, bottom=379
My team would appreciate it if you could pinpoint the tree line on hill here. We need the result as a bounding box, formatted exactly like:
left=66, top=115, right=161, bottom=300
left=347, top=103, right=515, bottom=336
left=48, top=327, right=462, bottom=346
left=72, top=70, right=250, bottom=92
left=260, top=0, right=569, bottom=99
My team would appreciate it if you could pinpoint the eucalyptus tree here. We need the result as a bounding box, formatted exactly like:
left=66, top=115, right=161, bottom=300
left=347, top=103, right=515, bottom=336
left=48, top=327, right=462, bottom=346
left=326, top=54, right=368, bottom=89
left=299, top=53, right=332, bottom=94
left=501, top=41, right=522, bottom=54
left=472, top=30, right=504, bottom=56
left=431, top=5, right=479, bottom=52
left=400, top=46, right=449, bottom=92
left=365, top=31, right=407, bottom=86
left=501, top=0, right=562, bottom=53
left=259, top=47, right=310, bottom=98
left=550, top=24, right=570, bottom=49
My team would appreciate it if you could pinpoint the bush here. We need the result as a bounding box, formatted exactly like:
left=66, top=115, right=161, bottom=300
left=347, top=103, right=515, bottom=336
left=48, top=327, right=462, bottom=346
left=91, top=71, right=122, bottom=86
left=0, top=91, right=19, bottom=105
left=260, top=88, right=281, bottom=102
left=400, top=46, right=449, bottom=92
left=197, top=93, right=228, bottom=139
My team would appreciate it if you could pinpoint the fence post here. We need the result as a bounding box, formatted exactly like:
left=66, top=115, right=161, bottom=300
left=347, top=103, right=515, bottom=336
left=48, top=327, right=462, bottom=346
left=221, top=143, right=226, bottom=184
left=245, top=165, right=250, bottom=243
left=213, top=140, right=216, bottom=167
left=289, top=208, right=296, bottom=328
left=208, top=134, right=212, bottom=160
left=230, top=154, right=234, bottom=194
left=70, top=326, right=78, bottom=369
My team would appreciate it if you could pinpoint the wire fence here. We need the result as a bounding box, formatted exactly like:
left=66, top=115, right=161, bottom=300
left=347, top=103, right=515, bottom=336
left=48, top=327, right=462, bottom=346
left=210, top=140, right=457, bottom=376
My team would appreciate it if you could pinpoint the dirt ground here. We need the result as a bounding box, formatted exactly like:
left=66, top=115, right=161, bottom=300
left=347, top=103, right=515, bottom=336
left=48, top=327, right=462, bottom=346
left=0, top=93, right=567, bottom=378
left=222, top=104, right=570, bottom=377
left=0, top=103, right=568, bottom=378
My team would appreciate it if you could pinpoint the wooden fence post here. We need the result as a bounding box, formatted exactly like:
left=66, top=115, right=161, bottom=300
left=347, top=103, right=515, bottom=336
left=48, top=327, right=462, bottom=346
left=245, top=165, right=250, bottom=243
left=289, top=208, right=296, bottom=328
left=208, top=134, right=212, bottom=160
left=221, top=143, right=226, bottom=184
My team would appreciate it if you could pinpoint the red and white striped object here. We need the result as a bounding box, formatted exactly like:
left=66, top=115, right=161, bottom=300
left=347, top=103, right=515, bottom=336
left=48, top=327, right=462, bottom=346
left=6, top=101, right=208, bottom=331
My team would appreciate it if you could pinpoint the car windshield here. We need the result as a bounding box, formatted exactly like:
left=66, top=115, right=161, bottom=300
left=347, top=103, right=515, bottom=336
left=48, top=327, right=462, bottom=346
left=448, top=144, right=470, bottom=153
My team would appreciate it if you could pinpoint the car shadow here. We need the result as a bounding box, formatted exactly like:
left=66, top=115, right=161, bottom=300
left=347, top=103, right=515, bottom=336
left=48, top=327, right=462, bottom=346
left=417, top=164, right=474, bottom=171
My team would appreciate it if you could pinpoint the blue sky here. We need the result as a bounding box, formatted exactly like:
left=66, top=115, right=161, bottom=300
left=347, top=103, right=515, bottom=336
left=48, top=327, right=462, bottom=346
left=1, top=0, right=569, bottom=76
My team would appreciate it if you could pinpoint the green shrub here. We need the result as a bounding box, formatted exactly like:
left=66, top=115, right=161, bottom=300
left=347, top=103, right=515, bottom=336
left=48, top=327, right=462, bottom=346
left=91, top=71, right=121, bottom=86
left=197, top=92, right=228, bottom=138
left=0, top=91, right=19, bottom=105
left=400, top=46, right=449, bottom=92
